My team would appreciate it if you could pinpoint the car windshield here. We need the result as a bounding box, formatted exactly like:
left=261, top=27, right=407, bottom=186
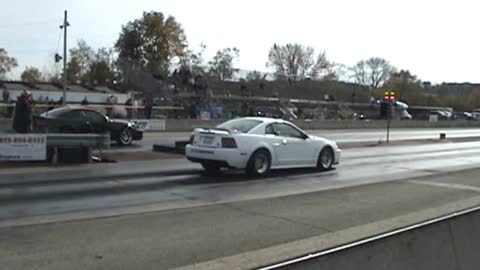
left=216, top=119, right=262, bottom=133
left=40, top=107, right=68, bottom=118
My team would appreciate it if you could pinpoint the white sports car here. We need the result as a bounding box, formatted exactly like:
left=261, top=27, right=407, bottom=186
left=185, top=117, right=341, bottom=176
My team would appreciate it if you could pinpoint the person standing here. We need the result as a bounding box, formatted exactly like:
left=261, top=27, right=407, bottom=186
left=81, top=96, right=89, bottom=106
left=2, top=88, right=9, bottom=103
left=132, top=98, right=138, bottom=119
left=125, top=97, right=133, bottom=119
left=144, top=94, right=153, bottom=119
left=12, top=91, right=32, bottom=133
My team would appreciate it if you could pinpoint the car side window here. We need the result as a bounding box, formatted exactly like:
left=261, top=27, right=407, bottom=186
left=84, top=111, right=106, bottom=125
left=265, top=124, right=275, bottom=135
left=272, top=123, right=305, bottom=139
left=64, top=111, right=86, bottom=121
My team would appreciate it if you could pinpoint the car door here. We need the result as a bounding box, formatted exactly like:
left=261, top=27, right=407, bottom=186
left=270, top=123, right=317, bottom=166
left=83, top=110, right=108, bottom=133
left=61, top=110, right=89, bottom=133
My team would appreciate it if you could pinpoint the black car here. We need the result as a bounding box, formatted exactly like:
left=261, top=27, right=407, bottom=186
left=33, top=107, right=143, bottom=145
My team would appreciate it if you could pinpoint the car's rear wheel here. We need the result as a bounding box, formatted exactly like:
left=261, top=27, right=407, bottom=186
left=317, top=147, right=334, bottom=171
left=118, top=128, right=133, bottom=146
left=246, top=149, right=271, bottom=177
left=201, top=163, right=221, bottom=174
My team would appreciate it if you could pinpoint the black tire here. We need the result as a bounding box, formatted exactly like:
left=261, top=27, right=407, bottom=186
left=117, top=128, right=133, bottom=146
left=201, top=163, right=221, bottom=174
left=246, top=149, right=271, bottom=177
left=317, top=147, right=334, bottom=171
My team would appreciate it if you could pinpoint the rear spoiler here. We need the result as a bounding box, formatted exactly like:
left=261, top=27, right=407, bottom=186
left=194, top=127, right=232, bottom=134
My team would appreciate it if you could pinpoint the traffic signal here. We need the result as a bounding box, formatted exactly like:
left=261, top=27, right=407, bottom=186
left=55, top=53, right=62, bottom=63
left=383, top=91, right=396, bottom=102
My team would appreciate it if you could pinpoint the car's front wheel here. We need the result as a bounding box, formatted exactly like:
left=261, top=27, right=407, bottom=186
left=246, top=149, right=271, bottom=177
left=317, top=147, right=334, bottom=171
left=118, top=128, right=133, bottom=146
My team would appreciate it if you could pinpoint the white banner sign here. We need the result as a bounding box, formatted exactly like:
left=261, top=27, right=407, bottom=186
left=131, top=119, right=166, bottom=131
left=0, top=134, right=47, bottom=161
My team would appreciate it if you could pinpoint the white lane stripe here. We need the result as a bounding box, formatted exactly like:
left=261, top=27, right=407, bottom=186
left=408, top=180, right=480, bottom=193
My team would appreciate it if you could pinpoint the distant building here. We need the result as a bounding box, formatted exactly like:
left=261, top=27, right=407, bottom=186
left=0, top=80, right=131, bottom=104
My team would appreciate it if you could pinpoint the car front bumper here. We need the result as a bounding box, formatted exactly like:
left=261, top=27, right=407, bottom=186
left=185, top=144, right=248, bottom=169
left=334, top=148, right=341, bottom=165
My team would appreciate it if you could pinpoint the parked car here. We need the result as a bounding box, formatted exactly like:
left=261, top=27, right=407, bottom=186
left=33, top=107, right=143, bottom=145
left=429, top=110, right=452, bottom=120
left=453, top=112, right=474, bottom=121
left=473, top=109, right=480, bottom=120
left=185, top=117, right=341, bottom=176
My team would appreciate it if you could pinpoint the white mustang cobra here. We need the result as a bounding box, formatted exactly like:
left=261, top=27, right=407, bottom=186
left=185, top=117, right=341, bottom=176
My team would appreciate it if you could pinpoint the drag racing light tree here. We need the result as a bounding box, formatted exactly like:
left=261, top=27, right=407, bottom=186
left=383, top=91, right=396, bottom=143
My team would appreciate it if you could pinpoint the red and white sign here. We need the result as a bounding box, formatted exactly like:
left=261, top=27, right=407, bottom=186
left=0, top=134, right=47, bottom=161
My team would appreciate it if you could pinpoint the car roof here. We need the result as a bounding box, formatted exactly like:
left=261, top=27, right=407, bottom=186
left=41, top=106, right=103, bottom=118
left=239, top=117, right=287, bottom=124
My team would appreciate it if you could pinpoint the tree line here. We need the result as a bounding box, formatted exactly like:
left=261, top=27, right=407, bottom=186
left=0, top=11, right=399, bottom=88
left=1, top=10, right=479, bottom=110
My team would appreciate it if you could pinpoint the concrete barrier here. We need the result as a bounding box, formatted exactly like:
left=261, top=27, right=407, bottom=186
left=165, top=119, right=224, bottom=131
left=267, top=206, right=480, bottom=270
left=1, top=118, right=480, bottom=132
left=293, top=119, right=480, bottom=130
left=164, top=119, right=480, bottom=131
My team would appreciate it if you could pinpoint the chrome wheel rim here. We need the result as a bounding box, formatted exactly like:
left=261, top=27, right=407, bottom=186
left=254, top=154, right=268, bottom=174
left=121, top=129, right=133, bottom=144
left=321, top=150, right=333, bottom=168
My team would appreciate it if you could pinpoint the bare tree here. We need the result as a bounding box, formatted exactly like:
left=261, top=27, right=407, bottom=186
left=208, top=47, right=240, bottom=81
left=351, top=57, right=394, bottom=88
left=0, top=49, right=18, bottom=80
left=267, top=43, right=333, bottom=81
left=246, top=70, right=266, bottom=81
left=180, top=43, right=207, bottom=76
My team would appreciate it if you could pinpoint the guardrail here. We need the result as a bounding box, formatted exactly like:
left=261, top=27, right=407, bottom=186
left=2, top=118, right=480, bottom=133
left=46, top=133, right=110, bottom=149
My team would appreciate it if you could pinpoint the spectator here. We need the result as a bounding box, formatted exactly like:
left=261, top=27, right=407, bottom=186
left=81, top=96, right=89, bottom=106
left=6, top=100, right=14, bottom=118
left=12, top=91, right=33, bottom=133
left=125, top=97, right=133, bottom=119
left=132, top=98, right=138, bottom=119
left=144, top=98, right=153, bottom=119
left=2, top=88, right=9, bottom=103
left=47, top=98, right=55, bottom=111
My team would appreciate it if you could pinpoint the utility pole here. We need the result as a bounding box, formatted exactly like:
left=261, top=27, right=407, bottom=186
left=60, top=10, right=69, bottom=105
left=383, top=91, right=396, bottom=144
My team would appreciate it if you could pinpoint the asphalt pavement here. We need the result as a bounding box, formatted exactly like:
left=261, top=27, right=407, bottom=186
left=2, top=140, right=480, bottom=269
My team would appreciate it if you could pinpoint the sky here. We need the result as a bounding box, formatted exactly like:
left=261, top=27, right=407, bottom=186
left=1, top=0, right=480, bottom=83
